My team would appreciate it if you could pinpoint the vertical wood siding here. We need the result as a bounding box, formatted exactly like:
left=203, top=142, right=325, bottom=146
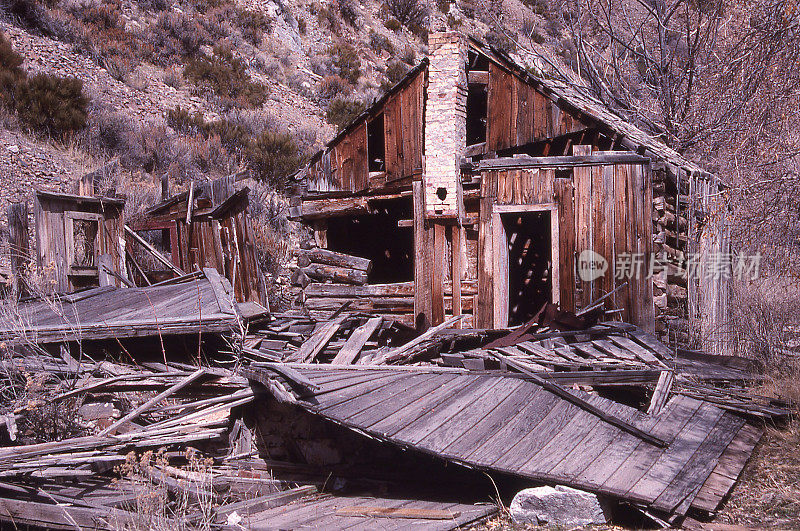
left=476, top=160, right=655, bottom=331
left=486, top=64, right=587, bottom=152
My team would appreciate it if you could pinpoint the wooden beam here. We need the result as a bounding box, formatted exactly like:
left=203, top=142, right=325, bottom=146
left=489, top=351, right=667, bottom=447
left=476, top=153, right=651, bottom=171
left=98, top=368, right=206, bottom=436
left=432, top=223, right=446, bottom=325
left=7, top=202, right=29, bottom=298
left=451, top=225, right=462, bottom=329
left=468, top=70, right=489, bottom=85
left=124, top=225, right=185, bottom=276
left=332, top=317, right=383, bottom=364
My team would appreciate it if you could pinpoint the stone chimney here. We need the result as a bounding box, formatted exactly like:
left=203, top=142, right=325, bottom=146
left=423, top=32, right=467, bottom=219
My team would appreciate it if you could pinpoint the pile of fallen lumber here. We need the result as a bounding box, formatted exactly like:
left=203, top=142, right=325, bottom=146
left=291, top=247, right=372, bottom=287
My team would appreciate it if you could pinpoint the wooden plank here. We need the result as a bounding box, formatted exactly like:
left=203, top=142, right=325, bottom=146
left=629, top=329, right=674, bottom=359
left=345, top=374, right=459, bottom=426
left=487, top=64, right=512, bottom=151
left=598, top=397, right=704, bottom=498
left=384, top=93, right=400, bottom=182
left=203, top=267, right=236, bottom=314
left=398, top=377, right=510, bottom=446
left=297, top=248, right=372, bottom=272
left=125, top=225, right=185, bottom=276
left=623, top=402, right=726, bottom=508
left=432, top=223, right=446, bottom=325
left=413, top=181, right=433, bottom=329
left=7, top=202, right=29, bottom=297
left=572, top=145, right=593, bottom=308
left=647, top=371, right=674, bottom=415
left=611, top=335, right=665, bottom=366
left=451, top=225, right=462, bottom=327
left=488, top=352, right=667, bottom=447
left=638, top=163, right=656, bottom=332
left=335, top=506, right=461, bottom=520
left=477, top=153, right=651, bottom=170
left=99, top=368, right=206, bottom=436
left=441, top=383, right=542, bottom=458
left=651, top=413, right=745, bottom=513
left=366, top=376, right=473, bottom=435
left=332, top=317, right=383, bottom=364
left=290, top=319, right=344, bottom=363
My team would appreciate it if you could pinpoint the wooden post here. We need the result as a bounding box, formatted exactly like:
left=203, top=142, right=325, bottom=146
left=161, top=175, right=171, bottom=252
left=98, top=254, right=114, bottom=287
left=432, top=223, right=446, bottom=326
left=450, top=225, right=462, bottom=329
left=7, top=202, right=29, bottom=298
left=161, top=175, right=170, bottom=201
left=413, top=181, right=433, bottom=330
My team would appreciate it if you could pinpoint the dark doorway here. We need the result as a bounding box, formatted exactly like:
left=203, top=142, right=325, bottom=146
left=367, top=113, right=385, bottom=173
left=326, top=198, right=413, bottom=283
left=501, top=211, right=553, bottom=326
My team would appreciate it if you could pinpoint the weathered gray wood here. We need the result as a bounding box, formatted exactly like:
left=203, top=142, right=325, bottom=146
left=332, top=317, right=383, bottom=364
left=489, top=352, right=667, bottom=447
left=297, top=248, right=372, bottom=272
left=98, top=368, right=206, bottom=436
left=476, top=153, right=650, bottom=170
left=203, top=267, right=236, bottom=314
left=647, top=371, right=674, bottom=415
left=290, top=318, right=344, bottom=362
left=124, top=225, right=185, bottom=276
left=7, top=202, right=29, bottom=298
left=302, top=264, right=369, bottom=285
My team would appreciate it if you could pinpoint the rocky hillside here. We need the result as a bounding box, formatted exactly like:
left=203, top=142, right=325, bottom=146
left=0, top=0, right=571, bottom=276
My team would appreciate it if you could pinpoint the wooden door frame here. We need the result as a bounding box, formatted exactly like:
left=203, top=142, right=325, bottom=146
left=491, top=203, right=560, bottom=328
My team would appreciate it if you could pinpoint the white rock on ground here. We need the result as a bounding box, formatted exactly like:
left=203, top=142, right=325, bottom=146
left=509, top=485, right=612, bottom=527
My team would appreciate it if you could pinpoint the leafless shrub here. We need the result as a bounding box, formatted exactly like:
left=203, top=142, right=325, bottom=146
left=150, top=10, right=212, bottom=65
left=337, top=0, right=359, bottom=27
left=369, top=30, right=394, bottom=55
left=163, top=66, right=183, bottom=88
left=317, top=74, right=351, bottom=102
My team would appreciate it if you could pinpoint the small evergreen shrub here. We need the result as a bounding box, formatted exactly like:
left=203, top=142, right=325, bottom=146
left=329, top=42, right=361, bottom=85
left=15, top=73, right=88, bottom=137
left=325, top=97, right=364, bottom=131
left=385, top=0, right=427, bottom=28
left=384, top=17, right=401, bottom=31
left=246, top=131, right=301, bottom=189
left=184, top=46, right=268, bottom=108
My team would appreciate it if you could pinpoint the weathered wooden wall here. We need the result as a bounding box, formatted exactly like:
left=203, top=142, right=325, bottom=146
left=486, top=63, right=588, bottom=152
left=131, top=183, right=266, bottom=306
left=306, top=69, right=425, bottom=194
left=476, top=153, right=655, bottom=331
left=34, top=192, right=126, bottom=294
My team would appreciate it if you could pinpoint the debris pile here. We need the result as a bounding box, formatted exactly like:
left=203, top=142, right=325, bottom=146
left=0, top=244, right=789, bottom=528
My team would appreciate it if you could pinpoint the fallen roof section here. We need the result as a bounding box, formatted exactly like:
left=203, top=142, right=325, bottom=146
left=245, top=364, right=762, bottom=518
left=0, top=268, right=266, bottom=344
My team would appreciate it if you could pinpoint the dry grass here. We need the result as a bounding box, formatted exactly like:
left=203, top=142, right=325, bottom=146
left=716, top=419, right=800, bottom=528
left=714, top=361, right=800, bottom=529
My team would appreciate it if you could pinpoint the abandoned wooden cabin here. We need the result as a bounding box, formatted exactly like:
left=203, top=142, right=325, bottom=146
left=289, top=33, right=730, bottom=352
